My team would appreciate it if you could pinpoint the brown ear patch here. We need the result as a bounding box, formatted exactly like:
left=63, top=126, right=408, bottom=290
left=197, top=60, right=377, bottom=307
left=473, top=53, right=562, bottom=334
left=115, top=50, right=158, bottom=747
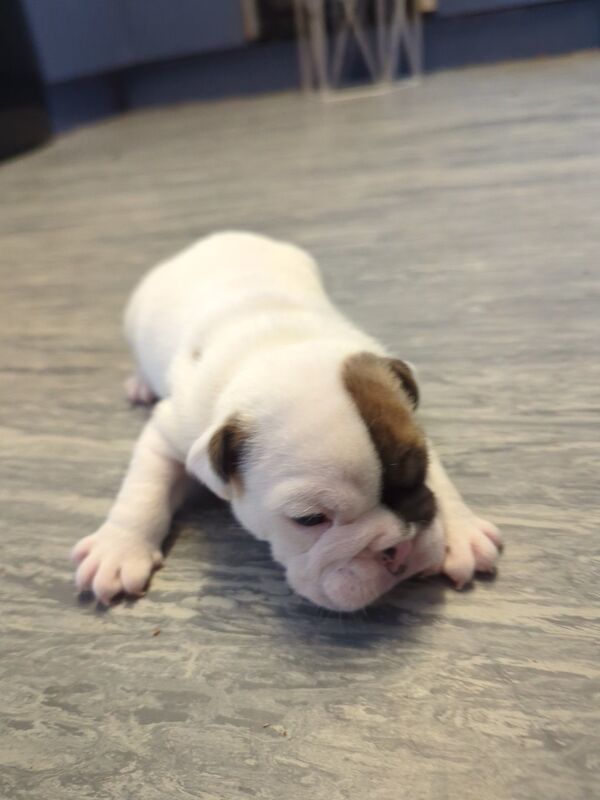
left=208, top=415, right=249, bottom=485
left=342, top=353, right=436, bottom=524
left=386, top=358, right=419, bottom=408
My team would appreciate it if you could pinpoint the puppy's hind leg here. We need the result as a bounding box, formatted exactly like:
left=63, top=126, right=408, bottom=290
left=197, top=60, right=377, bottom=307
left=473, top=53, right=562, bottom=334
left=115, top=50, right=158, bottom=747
left=125, top=370, right=157, bottom=406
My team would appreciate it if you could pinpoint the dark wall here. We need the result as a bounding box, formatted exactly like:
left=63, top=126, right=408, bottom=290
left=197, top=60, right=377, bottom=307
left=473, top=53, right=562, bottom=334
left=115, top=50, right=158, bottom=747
left=0, top=0, right=50, bottom=159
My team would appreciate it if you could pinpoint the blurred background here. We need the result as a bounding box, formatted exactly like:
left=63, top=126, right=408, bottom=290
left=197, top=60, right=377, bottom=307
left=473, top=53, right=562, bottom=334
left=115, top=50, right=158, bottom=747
left=2, top=0, right=600, bottom=159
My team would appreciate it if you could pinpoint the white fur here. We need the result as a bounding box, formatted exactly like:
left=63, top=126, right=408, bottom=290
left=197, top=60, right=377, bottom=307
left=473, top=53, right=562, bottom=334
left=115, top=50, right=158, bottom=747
left=71, top=232, right=502, bottom=610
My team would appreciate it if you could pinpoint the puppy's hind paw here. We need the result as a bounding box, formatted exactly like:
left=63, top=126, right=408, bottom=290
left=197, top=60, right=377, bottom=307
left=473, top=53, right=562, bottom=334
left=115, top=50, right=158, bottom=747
left=125, top=373, right=157, bottom=406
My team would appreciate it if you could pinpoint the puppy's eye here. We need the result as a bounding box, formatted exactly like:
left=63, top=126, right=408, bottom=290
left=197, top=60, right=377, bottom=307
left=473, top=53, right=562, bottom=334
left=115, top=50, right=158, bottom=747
left=292, top=513, right=327, bottom=527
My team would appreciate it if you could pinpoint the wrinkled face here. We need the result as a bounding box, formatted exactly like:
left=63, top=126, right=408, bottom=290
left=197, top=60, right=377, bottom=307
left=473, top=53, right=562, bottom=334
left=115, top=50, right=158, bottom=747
left=232, top=466, right=444, bottom=612
left=191, top=352, right=445, bottom=612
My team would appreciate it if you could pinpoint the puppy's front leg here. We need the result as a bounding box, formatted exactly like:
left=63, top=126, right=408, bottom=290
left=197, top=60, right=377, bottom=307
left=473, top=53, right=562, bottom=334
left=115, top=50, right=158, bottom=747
left=427, top=445, right=503, bottom=589
left=71, top=419, right=187, bottom=604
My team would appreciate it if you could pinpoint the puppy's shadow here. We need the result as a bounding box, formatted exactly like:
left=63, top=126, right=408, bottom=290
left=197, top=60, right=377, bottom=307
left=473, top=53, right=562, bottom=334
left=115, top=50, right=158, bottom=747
left=168, top=488, right=450, bottom=650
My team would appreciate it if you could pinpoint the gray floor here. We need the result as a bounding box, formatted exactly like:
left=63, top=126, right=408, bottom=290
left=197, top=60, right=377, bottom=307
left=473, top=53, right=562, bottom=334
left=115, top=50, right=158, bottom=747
left=1, top=53, right=599, bottom=800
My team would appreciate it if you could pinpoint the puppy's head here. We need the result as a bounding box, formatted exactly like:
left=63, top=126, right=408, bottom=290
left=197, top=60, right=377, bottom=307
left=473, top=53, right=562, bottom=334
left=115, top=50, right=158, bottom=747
left=187, top=348, right=443, bottom=611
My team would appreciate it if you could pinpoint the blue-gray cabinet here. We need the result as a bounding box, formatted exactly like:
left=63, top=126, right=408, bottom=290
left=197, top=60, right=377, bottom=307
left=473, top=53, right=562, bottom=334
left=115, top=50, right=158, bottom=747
left=22, top=0, right=245, bottom=83
left=22, top=0, right=131, bottom=82
left=437, top=0, right=563, bottom=14
left=126, top=0, right=244, bottom=63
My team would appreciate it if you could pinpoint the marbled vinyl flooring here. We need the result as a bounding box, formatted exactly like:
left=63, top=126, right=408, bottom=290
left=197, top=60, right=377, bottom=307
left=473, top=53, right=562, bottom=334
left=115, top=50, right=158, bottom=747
left=1, top=53, right=599, bottom=800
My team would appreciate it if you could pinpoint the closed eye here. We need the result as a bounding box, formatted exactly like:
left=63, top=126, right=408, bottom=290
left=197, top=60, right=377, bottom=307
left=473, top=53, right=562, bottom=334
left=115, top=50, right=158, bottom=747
left=292, top=513, right=328, bottom=527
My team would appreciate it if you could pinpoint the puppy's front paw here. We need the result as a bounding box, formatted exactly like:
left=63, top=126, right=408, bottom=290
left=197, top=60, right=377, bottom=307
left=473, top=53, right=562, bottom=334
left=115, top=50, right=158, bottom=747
left=71, top=525, right=163, bottom=604
left=443, top=515, right=503, bottom=590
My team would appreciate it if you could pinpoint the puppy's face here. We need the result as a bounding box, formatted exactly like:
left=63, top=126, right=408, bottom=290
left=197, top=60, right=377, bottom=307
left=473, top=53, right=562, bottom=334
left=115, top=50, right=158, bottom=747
left=188, top=352, right=444, bottom=612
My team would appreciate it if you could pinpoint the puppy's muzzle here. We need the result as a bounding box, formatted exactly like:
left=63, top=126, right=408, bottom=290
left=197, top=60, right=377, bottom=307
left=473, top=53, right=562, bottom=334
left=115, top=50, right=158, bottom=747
left=287, top=510, right=416, bottom=590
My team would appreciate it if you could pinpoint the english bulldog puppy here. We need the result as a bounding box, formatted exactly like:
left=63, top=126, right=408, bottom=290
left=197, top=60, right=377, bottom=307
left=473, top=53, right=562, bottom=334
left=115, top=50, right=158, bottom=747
left=71, top=232, right=502, bottom=611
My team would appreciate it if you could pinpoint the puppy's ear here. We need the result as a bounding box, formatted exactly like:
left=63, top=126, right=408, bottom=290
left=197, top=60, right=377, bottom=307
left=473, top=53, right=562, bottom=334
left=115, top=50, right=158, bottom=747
left=385, top=359, right=420, bottom=408
left=186, top=415, right=249, bottom=500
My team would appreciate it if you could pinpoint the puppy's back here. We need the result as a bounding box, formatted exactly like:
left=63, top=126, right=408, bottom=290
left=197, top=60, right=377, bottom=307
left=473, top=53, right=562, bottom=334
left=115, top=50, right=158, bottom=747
left=123, top=231, right=327, bottom=396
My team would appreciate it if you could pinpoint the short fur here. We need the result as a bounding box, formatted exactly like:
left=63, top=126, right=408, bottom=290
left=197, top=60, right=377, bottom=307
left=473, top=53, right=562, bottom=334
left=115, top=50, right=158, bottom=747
left=71, top=232, right=502, bottom=611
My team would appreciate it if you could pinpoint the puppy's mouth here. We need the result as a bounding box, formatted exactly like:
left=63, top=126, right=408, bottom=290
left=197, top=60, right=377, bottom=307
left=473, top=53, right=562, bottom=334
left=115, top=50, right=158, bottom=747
left=386, top=563, right=406, bottom=576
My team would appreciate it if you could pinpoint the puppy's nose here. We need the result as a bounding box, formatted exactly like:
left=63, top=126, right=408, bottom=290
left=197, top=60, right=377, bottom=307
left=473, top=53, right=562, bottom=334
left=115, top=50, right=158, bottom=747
left=379, top=541, right=413, bottom=576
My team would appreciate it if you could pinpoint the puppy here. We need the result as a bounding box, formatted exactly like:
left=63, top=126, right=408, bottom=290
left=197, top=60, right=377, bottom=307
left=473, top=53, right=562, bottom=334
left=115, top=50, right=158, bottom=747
left=71, top=232, right=502, bottom=611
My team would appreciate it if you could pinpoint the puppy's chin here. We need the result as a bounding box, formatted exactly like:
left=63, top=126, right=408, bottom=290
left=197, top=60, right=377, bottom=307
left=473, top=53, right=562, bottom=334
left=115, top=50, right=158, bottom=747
left=286, top=519, right=445, bottom=613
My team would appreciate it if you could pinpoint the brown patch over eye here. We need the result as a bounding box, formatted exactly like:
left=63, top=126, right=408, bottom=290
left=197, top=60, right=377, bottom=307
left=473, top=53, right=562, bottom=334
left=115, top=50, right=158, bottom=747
left=342, top=353, right=436, bottom=524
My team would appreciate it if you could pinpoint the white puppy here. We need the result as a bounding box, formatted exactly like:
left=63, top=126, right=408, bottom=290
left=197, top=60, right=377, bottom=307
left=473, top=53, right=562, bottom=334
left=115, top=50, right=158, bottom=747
left=71, top=232, right=502, bottom=611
